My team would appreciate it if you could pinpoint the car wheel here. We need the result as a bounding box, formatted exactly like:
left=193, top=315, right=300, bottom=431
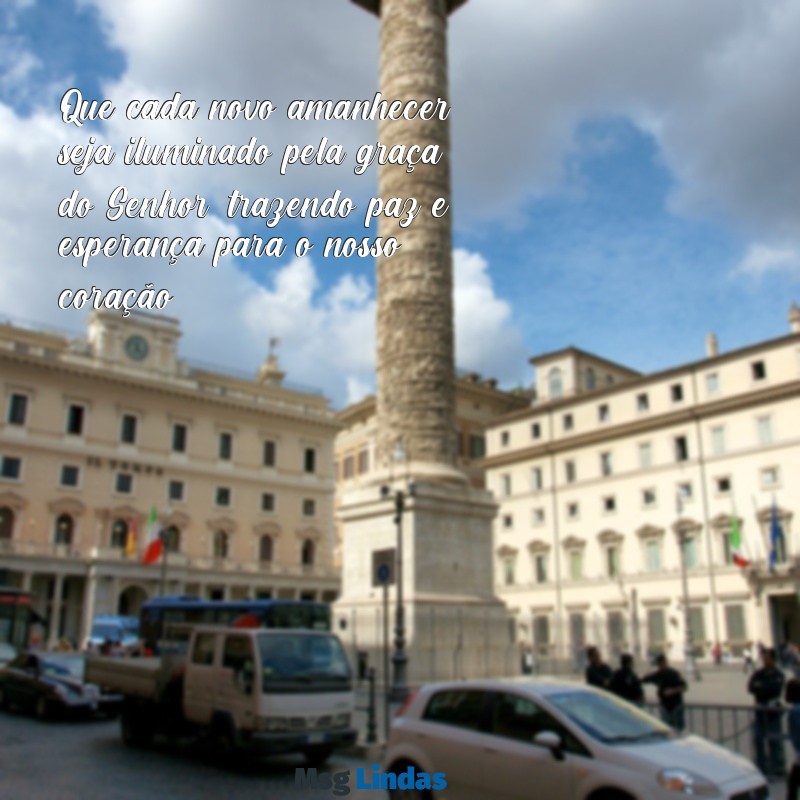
left=212, top=718, right=240, bottom=766
left=303, top=746, right=333, bottom=767
left=390, top=789, right=432, bottom=800
left=120, top=708, right=153, bottom=748
left=35, top=695, right=50, bottom=721
left=388, top=762, right=433, bottom=800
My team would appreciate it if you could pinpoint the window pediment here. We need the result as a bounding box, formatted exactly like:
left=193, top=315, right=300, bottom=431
left=296, top=526, right=321, bottom=541
left=636, top=524, right=665, bottom=540
left=253, top=521, right=281, bottom=538
left=106, top=503, right=138, bottom=520
left=562, top=535, right=585, bottom=550
left=527, top=539, right=551, bottom=554
left=163, top=510, right=190, bottom=529
left=710, top=513, right=741, bottom=531
left=672, top=517, right=702, bottom=536
left=207, top=516, right=237, bottom=534
left=496, top=545, right=518, bottom=558
left=756, top=506, right=792, bottom=525
left=0, top=491, right=27, bottom=512
left=597, top=529, right=623, bottom=544
left=47, top=497, right=87, bottom=516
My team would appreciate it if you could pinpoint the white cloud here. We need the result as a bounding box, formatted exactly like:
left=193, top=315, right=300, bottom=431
left=452, top=1, right=800, bottom=244
left=0, top=100, right=525, bottom=408
left=68, top=0, right=800, bottom=251
left=4, top=0, right=798, bottom=406
left=735, top=243, right=800, bottom=278
left=453, top=249, right=528, bottom=384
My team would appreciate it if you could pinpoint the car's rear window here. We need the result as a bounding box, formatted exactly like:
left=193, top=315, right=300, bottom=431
left=423, top=689, right=486, bottom=731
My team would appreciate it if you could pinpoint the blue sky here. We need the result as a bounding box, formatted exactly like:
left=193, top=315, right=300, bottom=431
left=1, top=0, right=798, bottom=406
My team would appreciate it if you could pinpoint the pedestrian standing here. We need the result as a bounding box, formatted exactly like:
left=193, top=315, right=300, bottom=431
left=609, top=653, right=644, bottom=706
left=744, top=642, right=755, bottom=675
left=785, top=677, right=800, bottom=800
left=642, top=654, right=688, bottom=731
left=521, top=647, right=535, bottom=676
left=585, top=646, right=612, bottom=690
left=747, top=647, right=786, bottom=779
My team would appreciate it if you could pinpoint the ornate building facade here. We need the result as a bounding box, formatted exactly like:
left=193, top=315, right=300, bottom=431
left=0, top=311, right=339, bottom=647
left=486, top=306, right=800, bottom=667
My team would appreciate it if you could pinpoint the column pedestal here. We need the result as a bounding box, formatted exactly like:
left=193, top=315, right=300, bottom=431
left=335, top=476, right=515, bottom=682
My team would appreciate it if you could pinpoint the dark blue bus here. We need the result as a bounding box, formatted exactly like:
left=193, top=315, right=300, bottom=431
left=139, top=596, right=331, bottom=653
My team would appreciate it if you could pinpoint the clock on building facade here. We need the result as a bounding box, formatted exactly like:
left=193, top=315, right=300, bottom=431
left=124, top=334, right=149, bottom=361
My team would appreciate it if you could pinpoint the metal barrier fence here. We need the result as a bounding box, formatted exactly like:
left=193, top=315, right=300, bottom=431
left=645, top=701, right=791, bottom=781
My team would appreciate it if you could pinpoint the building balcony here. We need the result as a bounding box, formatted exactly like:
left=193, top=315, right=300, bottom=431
left=0, top=539, right=339, bottom=582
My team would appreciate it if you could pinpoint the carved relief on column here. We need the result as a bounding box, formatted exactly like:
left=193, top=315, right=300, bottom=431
left=374, top=0, right=457, bottom=470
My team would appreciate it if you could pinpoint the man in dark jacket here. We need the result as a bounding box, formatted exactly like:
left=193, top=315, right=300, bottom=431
left=642, top=654, right=688, bottom=730
left=748, top=647, right=786, bottom=778
left=609, top=653, right=644, bottom=706
left=585, top=646, right=612, bottom=690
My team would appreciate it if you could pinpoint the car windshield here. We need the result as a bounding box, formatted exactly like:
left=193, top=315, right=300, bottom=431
left=40, top=654, right=85, bottom=681
left=91, top=624, right=124, bottom=642
left=257, top=633, right=350, bottom=690
left=0, top=643, right=16, bottom=664
left=547, top=690, right=674, bottom=745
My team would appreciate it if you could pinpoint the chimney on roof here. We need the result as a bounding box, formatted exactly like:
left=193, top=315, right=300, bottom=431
left=705, top=332, right=718, bottom=358
left=789, top=303, right=800, bottom=334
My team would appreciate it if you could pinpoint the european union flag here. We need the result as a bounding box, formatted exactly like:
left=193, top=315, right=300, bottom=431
left=768, top=502, right=784, bottom=572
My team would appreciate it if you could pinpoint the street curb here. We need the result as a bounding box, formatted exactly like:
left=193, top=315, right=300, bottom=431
left=341, top=742, right=386, bottom=762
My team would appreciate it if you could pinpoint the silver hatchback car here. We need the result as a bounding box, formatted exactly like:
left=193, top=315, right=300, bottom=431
left=384, top=678, right=769, bottom=800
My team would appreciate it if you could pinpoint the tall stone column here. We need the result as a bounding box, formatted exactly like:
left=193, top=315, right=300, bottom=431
left=339, top=0, right=514, bottom=684
left=354, top=0, right=466, bottom=472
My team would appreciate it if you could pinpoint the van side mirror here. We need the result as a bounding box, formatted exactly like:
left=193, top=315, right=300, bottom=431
left=236, top=660, right=254, bottom=695
left=533, top=730, right=565, bottom=761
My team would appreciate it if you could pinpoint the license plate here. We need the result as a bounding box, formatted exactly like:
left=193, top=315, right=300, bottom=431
left=306, top=732, right=325, bottom=744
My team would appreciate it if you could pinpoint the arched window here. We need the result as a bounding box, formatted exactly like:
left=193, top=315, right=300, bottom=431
left=213, top=530, right=229, bottom=560
left=162, top=525, right=180, bottom=553
left=111, top=519, right=128, bottom=548
left=548, top=367, right=563, bottom=399
left=301, top=539, right=315, bottom=566
left=0, top=507, right=14, bottom=540
left=54, top=513, right=74, bottom=545
left=259, top=535, right=273, bottom=563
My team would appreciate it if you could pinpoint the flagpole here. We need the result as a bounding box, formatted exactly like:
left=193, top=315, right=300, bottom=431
left=750, top=495, right=767, bottom=563
left=675, top=488, right=700, bottom=682
left=159, top=530, right=168, bottom=597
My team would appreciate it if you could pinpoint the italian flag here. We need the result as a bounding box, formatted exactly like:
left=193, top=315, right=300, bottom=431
left=730, top=515, right=750, bottom=568
left=141, top=505, right=163, bottom=566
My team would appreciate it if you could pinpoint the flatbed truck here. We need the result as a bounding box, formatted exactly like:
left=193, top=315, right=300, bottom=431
left=86, top=625, right=356, bottom=764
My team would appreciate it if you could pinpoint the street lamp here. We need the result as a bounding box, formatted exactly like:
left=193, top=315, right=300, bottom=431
left=675, top=488, right=700, bottom=682
left=381, top=441, right=414, bottom=702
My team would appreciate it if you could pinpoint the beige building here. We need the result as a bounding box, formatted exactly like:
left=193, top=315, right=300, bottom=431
left=333, top=375, right=530, bottom=563
left=485, top=306, right=800, bottom=668
left=0, top=311, right=340, bottom=647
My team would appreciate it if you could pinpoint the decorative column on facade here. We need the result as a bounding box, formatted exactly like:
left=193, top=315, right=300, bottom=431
left=47, top=573, right=64, bottom=647
left=80, top=565, right=98, bottom=646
